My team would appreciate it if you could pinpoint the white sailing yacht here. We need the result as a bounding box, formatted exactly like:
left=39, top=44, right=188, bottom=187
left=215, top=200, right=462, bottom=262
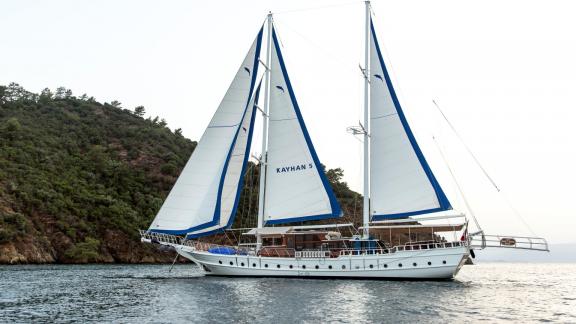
left=141, top=2, right=548, bottom=279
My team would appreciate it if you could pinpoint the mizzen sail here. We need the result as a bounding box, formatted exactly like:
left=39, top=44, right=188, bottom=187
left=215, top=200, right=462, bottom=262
left=369, top=20, right=451, bottom=220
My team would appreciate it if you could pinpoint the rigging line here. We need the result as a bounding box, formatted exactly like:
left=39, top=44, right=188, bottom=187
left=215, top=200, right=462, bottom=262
left=269, top=117, right=297, bottom=122
left=249, top=163, right=256, bottom=228
left=270, top=17, right=285, bottom=48
left=499, top=191, right=538, bottom=237
left=273, top=1, right=361, bottom=15
left=432, top=99, right=500, bottom=192
left=371, top=112, right=398, bottom=120
left=272, top=19, right=360, bottom=76
left=432, top=136, right=483, bottom=233
left=168, top=252, right=179, bottom=273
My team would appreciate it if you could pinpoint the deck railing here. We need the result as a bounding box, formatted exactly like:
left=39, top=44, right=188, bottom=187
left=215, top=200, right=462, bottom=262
left=295, top=250, right=331, bottom=258
left=339, top=240, right=467, bottom=256
left=140, top=230, right=470, bottom=258
left=139, top=230, right=182, bottom=245
left=470, top=234, right=549, bottom=251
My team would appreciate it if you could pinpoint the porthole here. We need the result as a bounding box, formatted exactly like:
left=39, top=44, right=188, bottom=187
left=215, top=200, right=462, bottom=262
left=398, top=263, right=403, bottom=267
left=315, top=265, right=319, bottom=269
left=252, top=263, right=256, bottom=267
left=289, top=265, right=293, bottom=269
left=241, top=262, right=245, bottom=267
left=328, top=265, right=333, bottom=269
left=428, top=261, right=432, bottom=266
left=230, top=261, right=234, bottom=266
left=302, top=265, right=306, bottom=269
left=384, top=264, right=388, bottom=268
left=277, top=264, right=281, bottom=269
left=355, top=265, right=360, bottom=269
left=369, top=264, right=374, bottom=269
left=342, top=265, right=346, bottom=269
left=413, top=263, right=417, bottom=267
left=264, top=264, right=268, bottom=268
left=442, top=260, right=447, bottom=264
left=218, top=260, right=222, bottom=264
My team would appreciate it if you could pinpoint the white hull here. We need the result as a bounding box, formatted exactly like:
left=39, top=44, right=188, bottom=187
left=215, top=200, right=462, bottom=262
left=175, top=245, right=469, bottom=280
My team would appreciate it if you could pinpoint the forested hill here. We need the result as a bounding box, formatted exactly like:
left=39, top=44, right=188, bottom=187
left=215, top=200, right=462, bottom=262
left=0, top=83, right=361, bottom=264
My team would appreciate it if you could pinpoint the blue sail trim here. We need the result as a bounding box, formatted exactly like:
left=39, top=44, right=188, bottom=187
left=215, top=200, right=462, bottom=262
left=264, top=27, right=342, bottom=226
left=186, top=82, right=262, bottom=239
left=149, top=26, right=264, bottom=236
left=211, top=26, right=264, bottom=228
left=372, top=207, right=448, bottom=220
left=266, top=213, right=341, bottom=225
left=370, top=20, right=451, bottom=221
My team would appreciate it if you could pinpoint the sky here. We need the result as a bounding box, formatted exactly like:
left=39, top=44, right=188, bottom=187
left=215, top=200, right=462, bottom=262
left=1, top=0, right=575, bottom=244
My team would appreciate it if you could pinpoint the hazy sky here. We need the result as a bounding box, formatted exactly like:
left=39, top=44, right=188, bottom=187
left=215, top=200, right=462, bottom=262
left=2, top=0, right=575, bottom=244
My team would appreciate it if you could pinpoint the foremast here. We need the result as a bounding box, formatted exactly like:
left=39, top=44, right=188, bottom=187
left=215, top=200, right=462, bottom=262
left=257, top=12, right=273, bottom=250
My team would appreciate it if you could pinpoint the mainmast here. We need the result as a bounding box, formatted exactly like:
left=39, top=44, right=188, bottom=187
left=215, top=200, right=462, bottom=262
left=362, top=1, right=371, bottom=238
left=256, top=12, right=273, bottom=249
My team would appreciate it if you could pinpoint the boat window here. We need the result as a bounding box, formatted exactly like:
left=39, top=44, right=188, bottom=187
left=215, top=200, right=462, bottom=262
left=342, top=265, right=346, bottom=269
left=289, top=265, right=293, bottom=269
left=328, top=265, right=333, bottom=269
left=264, top=264, right=268, bottom=268
left=369, top=264, right=373, bottom=269
left=443, top=260, right=447, bottom=264
left=302, top=265, right=306, bottom=269
left=428, top=261, right=432, bottom=266
left=277, top=264, right=281, bottom=268
left=413, top=263, right=417, bottom=267
left=218, top=260, right=222, bottom=264
left=398, top=263, right=403, bottom=267
left=230, top=261, right=234, bottom=266
left=384, top=264, right=388, bottom=268
left=315, top=265, right=319, bottom=269
left=241, top=262, right=245, bottom=267
left=252, top=263, right=256, bottom=267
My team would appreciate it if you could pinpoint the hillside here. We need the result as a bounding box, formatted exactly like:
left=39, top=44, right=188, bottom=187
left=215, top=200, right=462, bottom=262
left=0, top=83, right=362, bottom=264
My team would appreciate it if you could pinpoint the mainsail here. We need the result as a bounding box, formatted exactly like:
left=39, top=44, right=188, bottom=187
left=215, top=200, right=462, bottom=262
left=148, top=27, right=263, bottom=236
left=369, top=20, right=451, bottom=220
left=263, top=27, right=342, bottom=224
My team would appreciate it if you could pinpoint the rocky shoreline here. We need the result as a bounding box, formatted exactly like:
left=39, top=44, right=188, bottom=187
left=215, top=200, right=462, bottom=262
left=0, top=233, right=183, bottom=264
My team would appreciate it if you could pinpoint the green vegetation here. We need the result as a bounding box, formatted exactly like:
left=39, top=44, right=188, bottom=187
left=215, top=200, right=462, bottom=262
left=0, top=83, right=195, bottom=262
left=0, top=83, right=361, bottom=263
left=64, top=237, right=101, bottom=263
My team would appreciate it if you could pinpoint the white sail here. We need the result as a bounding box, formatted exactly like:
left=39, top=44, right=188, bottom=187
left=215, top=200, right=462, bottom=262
left=369, top=20, right=451, bottom=220
left=148, top=27, right=263, bottom=235
left=263, top=27, right=341, bottom=224
left=186, top=82, right=261, bottom=238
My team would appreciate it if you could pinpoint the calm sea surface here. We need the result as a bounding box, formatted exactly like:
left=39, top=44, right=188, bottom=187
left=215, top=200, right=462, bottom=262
left=1, top=263, right=574, bottom=323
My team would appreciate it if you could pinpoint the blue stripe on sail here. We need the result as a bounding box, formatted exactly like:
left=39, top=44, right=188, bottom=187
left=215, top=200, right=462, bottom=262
left=373, top=208, right=448, bottom=220
left=211, top=26, right=264, bottom=228
left=264, top=27, right=342, bottom=226
left=149, top=26, right=264, bottom=236
left=370, top=20, right=451, bottom=221
left=186, top=82, right=263, bottom=239
left=266, top=213, right=341, bottom=225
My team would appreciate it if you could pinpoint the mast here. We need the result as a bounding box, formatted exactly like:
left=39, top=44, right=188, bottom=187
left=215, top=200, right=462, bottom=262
left=362, top=1, right=371, bottom=238
left=257, top=12, right=273, bottom=249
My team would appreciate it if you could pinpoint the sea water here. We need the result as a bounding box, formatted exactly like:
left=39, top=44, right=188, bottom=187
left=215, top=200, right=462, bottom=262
left=1, top=263, right=574, bottom=323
